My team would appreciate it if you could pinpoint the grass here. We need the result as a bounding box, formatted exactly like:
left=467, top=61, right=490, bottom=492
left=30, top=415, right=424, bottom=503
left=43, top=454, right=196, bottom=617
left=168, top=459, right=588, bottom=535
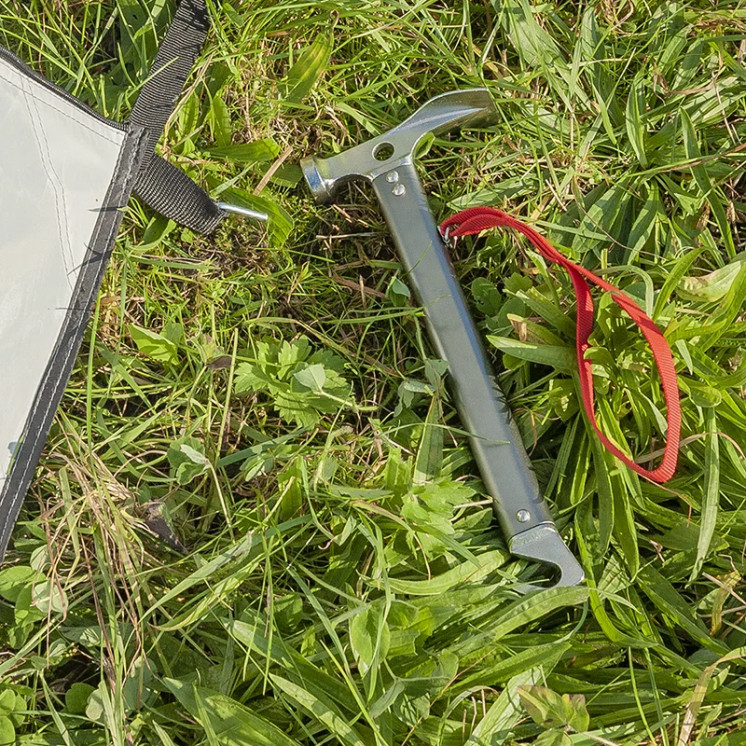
left=1, top=0, right=745, bottom=743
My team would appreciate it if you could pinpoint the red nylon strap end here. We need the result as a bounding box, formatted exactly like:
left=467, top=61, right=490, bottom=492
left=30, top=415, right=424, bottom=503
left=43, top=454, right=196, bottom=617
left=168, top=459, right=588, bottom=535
left=440, top=206, right=681, bottom=483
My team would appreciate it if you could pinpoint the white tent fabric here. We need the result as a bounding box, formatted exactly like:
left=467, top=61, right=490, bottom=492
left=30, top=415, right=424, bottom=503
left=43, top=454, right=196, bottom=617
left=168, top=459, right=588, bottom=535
left=0, top=55, right=125, bottom=493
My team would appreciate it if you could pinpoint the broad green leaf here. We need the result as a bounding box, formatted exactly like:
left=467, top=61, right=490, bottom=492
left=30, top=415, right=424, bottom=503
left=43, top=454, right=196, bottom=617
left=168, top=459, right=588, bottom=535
left=208, top=138, right=282, bottom=163
left=277, top=456, right=306, bottom=519
left=64, top=683, right=95, bottom=715
left=270, top=163, right=303, bottom=187
left=384, top=447, right=412, bottom=497
left=168, top=437, right=210, bottom=485
left=177, top=91, right=200, bottom=137
left=682, top=264, right=746, bottom=350
left=220, top=187, right=293, bottom=247
left=385, top=548, right=508, bottom=595
left=84, top=682, right=107, bottom=724
left=516, top=288, right=576, bottom=337
left=457, top=642, right=571, bottom=693
left=680, top=108, right=736, bottom=258
left=0, top=692, right=13, bottom=719
left=0, top=716, right=14, bottom=746
left=612, top=477, right=639, bottom=576
left=210, top=95, right=232, bottom=147
left=679, top=378, right=722, bottom=408
left=571, top=182, right=630, bottom=255
left=502, top=0, right=562, bottom=68
left=282, top=34, right=333, bottom=104
left=639, top=566, right=727, bottom=654
left=487, top=337, right=576, bottom=371
left=129, top=325, right=178, bottom=365
left=391, top=691, right=430, bottom=728
left=122, top=656, right=152, bottom=713
left=534, top=730, right=573, bottom=746
left=593, top=398, right=639, bottom=574
left=31, top=579, right=67, bottom=615
left=424, top=359, right=449, bottom=390
left=387, top=276, right=411, bottom=307
left=518, top=686, right=589, bottom=730
left=235, top=336, right=352, bottom=426
left=467, top=666, right=558, bottom=745
left=654, top=245, right=704, bottom=317
left=0, top=566, right=39, bottom=603
left=625, top=73, right=648, bottom=167
left=589, top=436, right=614, bottom=555
left=565, top=695, right=590, bottom=732
left=626, top=184, right=662, bottom=260
left=678, top=256, right=746, bottom=302
left=471, top=277, right=502, bottom=317
left=270, top=675, right=367, bottom=746
left=691, top=408, right=719, bottom=580
left=349, top=603, right=390, bottom=672
left=453, top=587, right=589, bottom=657
left=164, top=679, right=301, bottom=746
left=294, top=364, right=327, bottom=392
left=413, top=395, right=443, bottom=484
left=547, top=378, right=578, bottom=421
left=527, top=682, right=564, bottom=717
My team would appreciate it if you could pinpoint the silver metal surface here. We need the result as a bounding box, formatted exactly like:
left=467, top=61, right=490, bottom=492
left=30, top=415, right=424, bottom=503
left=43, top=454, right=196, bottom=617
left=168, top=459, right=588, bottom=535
left=301, top=89, right=495, bottom=203
left=302, top=89, right=584, bottom=588
left=510, top=524, right=586, bottom=588
left=216, top=202, right=269, bottom=222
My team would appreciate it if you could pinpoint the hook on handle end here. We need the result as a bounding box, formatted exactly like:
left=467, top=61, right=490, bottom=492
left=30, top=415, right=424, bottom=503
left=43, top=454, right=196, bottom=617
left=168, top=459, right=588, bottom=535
left=510, top=523, right=584, bottom=591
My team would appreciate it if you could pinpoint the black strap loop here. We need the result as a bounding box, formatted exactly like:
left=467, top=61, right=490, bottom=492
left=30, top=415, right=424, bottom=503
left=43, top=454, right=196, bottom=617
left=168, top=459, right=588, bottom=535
left=130, top=0, right=224, bottom=234
left=136, top=155, right=224, bottom=234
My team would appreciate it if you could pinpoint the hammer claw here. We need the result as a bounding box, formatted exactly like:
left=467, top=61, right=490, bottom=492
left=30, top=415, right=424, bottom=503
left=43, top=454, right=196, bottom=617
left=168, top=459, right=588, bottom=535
left=302, top=89, right=496, bottom=202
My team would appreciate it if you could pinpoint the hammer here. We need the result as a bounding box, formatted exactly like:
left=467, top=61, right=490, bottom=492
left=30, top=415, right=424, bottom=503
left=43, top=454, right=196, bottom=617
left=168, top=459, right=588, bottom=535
left=302, top=90, right=583, bottom=587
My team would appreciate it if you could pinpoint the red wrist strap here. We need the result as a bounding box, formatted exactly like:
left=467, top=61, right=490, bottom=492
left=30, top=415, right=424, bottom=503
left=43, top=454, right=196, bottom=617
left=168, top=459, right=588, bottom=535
left=440, top=207, right=681, bottom=483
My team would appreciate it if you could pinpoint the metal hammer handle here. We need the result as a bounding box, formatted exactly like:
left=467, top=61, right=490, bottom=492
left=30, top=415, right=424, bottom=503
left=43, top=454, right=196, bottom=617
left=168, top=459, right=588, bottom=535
left=373, top=163, right=552, bottom=539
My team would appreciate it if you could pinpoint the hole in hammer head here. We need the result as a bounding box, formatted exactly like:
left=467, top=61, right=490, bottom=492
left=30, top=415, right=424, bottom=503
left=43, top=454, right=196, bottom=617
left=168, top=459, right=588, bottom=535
left=373, top=142, right=395, bottom=161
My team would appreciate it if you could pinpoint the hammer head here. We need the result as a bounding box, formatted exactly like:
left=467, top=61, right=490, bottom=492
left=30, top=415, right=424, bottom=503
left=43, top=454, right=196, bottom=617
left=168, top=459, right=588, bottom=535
left=302, top=89, right=496, bottom=203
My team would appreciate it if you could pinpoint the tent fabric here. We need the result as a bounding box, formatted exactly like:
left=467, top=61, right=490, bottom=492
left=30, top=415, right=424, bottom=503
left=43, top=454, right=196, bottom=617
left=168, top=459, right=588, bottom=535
left=0, top=0, right=214, bottom=560
left=0, top=50, right=147, bottom=557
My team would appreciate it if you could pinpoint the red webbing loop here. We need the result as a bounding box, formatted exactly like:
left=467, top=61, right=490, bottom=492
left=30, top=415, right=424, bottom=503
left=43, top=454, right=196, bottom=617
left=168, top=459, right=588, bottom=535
left=440, top=207, right=681, bottom=483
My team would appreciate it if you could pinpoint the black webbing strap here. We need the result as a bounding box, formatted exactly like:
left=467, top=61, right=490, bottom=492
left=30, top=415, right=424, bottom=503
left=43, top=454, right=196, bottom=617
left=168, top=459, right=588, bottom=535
left=130, top=0, right=224, bottom=234
left=137, top=155, right=224, bottom=234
